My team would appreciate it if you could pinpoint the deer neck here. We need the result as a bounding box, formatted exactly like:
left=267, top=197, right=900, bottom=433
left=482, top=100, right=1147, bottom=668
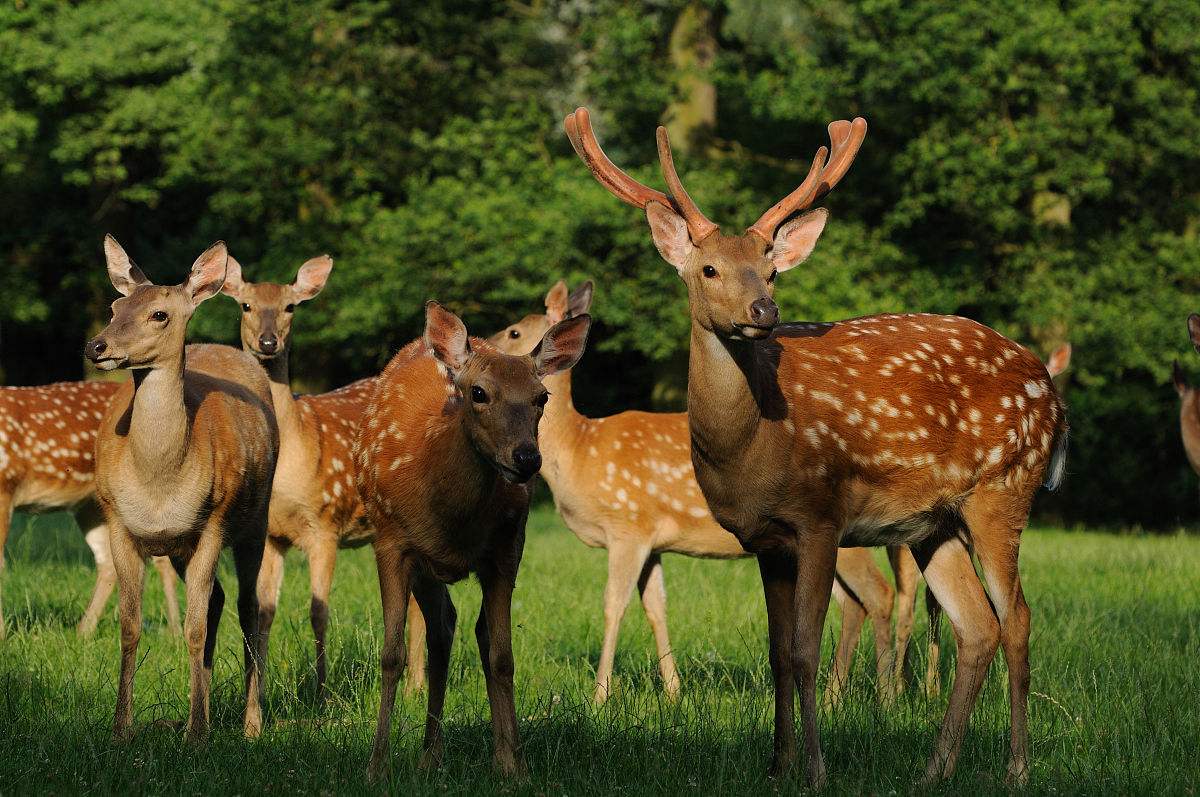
left=686, top=320, right=768, bottom=468
left=128, top=357, right=190, bottom=475
left=261, top=347, right=303, bottom=440
left=432, top=410, right=499, bottom=519
left=537, top=368, right=586, bottom=486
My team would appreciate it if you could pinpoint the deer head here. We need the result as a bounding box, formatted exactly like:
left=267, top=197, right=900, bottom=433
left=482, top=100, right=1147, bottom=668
left=564, top=107, right=865, bottom=340
left=489, top=280, right=594, bottom=356
left=221, top=254, right=333, bottom=359
left=424, top=301, right=591, bottom=482
left=85, top=236, right=228, bottom=370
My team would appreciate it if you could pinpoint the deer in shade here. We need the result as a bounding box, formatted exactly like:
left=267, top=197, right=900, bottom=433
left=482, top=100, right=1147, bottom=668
left=220, top=256, right=425, bottom=698
left=356, top=302, right=590, bottom=778
left=0, top=380, right=179, bottom=638
left=1174, top=316, right=1200, bottom=479
left=491, top=279, right=906, bottom=707
left=565, top=106, right=1068, bottom=786
left=85, top=237, right=278, bottom=742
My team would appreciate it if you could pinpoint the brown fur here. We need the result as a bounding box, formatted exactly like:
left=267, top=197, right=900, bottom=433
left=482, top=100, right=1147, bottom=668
left=569, top=113, right=1067, bottom=786
left=88, top=238, right=279, bottom=743
left=356, top=304, right=588, bottom=778
left=221, top=257, right=424, bottom=698
left=0, top=380, right=179, bottom=637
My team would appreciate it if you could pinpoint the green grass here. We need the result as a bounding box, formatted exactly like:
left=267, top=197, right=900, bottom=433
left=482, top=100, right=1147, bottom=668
left=1, top=507, right=1197, bottom=795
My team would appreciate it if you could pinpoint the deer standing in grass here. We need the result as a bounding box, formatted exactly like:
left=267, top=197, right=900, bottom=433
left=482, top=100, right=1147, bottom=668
left=85, top=237, right=278, bottom=742
left=565, top=107, right=1068, bottom=786
left=491, top=280, right=905, bottom=707
left=356, top=302, right=590, bottom=778
left=220, top=256, right=424, bottom=698
left=0, top=381, right=179, bottom=637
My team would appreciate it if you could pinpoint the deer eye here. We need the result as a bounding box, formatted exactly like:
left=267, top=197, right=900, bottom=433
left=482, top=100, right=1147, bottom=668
left=767, top=269, right=778, bottom=284
left=285, top=304, right=295, bottom=313
left=470, top=386, right=489, bottom=404
left=151, top=311, right=168, bottom=322
left=702, top=265, right=718, bottom=278
left=509, top=329, right=520, bottom=339
left=533, top=392, right=549, bottom=409
left=241, top=303, right=251, bottom=312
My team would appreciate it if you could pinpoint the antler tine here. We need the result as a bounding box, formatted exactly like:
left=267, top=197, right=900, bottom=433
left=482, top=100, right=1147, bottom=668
left=747, top=116, right=868, bottom=244
left=564, top=107, right=674, bottom=211
left=655, top=126, right=720, bottom=243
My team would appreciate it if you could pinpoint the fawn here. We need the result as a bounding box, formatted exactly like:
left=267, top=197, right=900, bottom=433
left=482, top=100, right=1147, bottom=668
left=0, top=380, right=179, bottom=637
left=565, top=106, right=1068, bottom=785
left=85, top=237, right=279, bottom=742
left=491, top=279, right=908, bottom=706
left=356, top=302, right=589, bottom=777
left=220, top=255, right=424, bottom=698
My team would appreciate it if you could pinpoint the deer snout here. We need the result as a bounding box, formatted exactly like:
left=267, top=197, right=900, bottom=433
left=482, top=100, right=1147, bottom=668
left=749, top=297, right=779, bottom=328
left=84, top=337, right=108, bottom=362
left=257, top=333, right=279, bottom=355
left=511, top=444, right=542, bottom=482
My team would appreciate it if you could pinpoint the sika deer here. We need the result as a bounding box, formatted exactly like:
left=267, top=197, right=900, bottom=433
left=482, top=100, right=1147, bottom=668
left=356, top=302, right=590, bottom=778
left=0, top=381, right=179, bottom=637
left=566, top=107, right=1068, bottom=786
left=1175, top=316, right=1200, bottom=478
left=220, top=256, right=424, bottom=698
left=86, top=237, right=278, bottom=742
left=491, top=280, right=904, bottom=707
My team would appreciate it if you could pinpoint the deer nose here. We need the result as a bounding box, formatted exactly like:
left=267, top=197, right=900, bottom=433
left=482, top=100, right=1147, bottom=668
left=511, top=444, right=542, bottom=481
left=749, top=297, right=779, bottom=328
left=258, top=334, right=279, bottom=354
left=84, top=338, right=107, bottom=361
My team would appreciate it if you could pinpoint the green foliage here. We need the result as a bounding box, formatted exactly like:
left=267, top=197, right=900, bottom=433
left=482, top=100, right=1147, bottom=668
left=2, top=0, right=1199, bottom=525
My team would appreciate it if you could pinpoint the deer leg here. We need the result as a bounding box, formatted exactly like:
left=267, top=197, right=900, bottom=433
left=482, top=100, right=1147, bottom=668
left=477, top=564, right=524, bottom=777
left=367, top=544, right=413, bottom=781
left=839, top=548, right=897, bottom=705
left=637, top=553, right=680, bottom=701
left=791, top=531, right=838, bottom=790
left=964, top=496, right=1032, bottom=787
left=594, top=539, right=651, bottom=705
left=0, top=491, right=13, bottom=638
left=255, top=537, right=287, bottom=690
left=306, top=534, right=338, bottom=700
left=824, top=578, right=865, bottom=711
left=912, top=533, right=1000, bottom=785
left=109, top=521, right=144, bottom=740
left=232, top=535, right=266, bottom=739
left=403, top=595, right=428, bottom=696
left=414, top=575, right=455, bottom=770
left=757, top=549, right=798, bottom=778
left=925, top=586, right=943, bottom=697
left=181, top=530, right=225, bottom=745
left=153, top=557, right=181, bottom=635
left=889, top=545, right=920, bottom=694
left=78, top=524, right=116, bottom=637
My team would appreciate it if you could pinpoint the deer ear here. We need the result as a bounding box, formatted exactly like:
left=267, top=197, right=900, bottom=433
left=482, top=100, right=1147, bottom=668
left=532, top=314, right=591, bottom=377
left=1046, top=343, right=1072, bottom=378
left=1188, top=314, right=1200, bottom=353
left=770, top=208, right=828, bottom=272
left=186, top=242, right=229, bottom=306
left=544, top=280, right=569, bottom=324
left=425, top=301, right=471, bottom=372
left=293, top=255, right=333, bottom=301
left=567, top=280, right=594, bottom=317
left=220, top=255, right=246, bottom=298
left=646, top=203, right=694, bottom=272
left=103, top=235, right=150, bottom=296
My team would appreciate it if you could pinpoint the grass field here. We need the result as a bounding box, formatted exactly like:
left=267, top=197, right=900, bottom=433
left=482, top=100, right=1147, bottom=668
left=0, top=505, right=1197, bottom=795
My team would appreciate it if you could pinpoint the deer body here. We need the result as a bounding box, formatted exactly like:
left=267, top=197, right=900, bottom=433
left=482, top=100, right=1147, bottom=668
left=87, top=238, right=278, bottom=743
left=566, top=107, right=1067, bottom=786
left=0, top=381, right=179, bottom=637
left=358, top=304, right=589, bottom=778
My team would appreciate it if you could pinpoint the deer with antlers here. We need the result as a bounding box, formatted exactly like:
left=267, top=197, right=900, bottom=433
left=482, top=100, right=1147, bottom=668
left=85, top=237, right=278, bottom=742
left=357, top=302, right=590, bottom=778
left=220, top=256, right=425, bottom=698
left=492, top=280, right=906, bottom=707
left=0, top=381, right=179, bottom=638
left=565, top=107, right=1068, bottom=786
